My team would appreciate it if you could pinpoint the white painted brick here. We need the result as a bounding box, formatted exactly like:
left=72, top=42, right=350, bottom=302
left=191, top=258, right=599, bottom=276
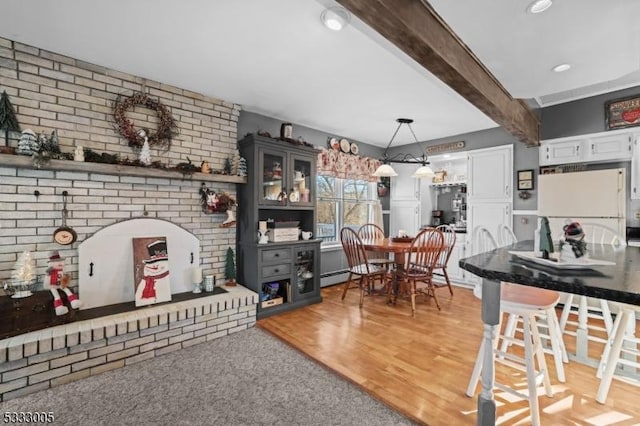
left=29, top=365, right=71, bottom=384
left=168, top=332, right=194, bottom=345
left=3, top=362, right=49, bottom=382
left=72, top=355, right=106, bottom=372
left=68, top=338, right=106, bottom=354
left=0, top=358, right=28, bottom=374
left=50, top=352, right=88, bottom=369
left=205, top=330, right=228, bottom=341
left=106, top=347, right=139, bottom=362
left=107, top=330, right=139, bottom=345
left=123, top=335, right=154, bottom=349
left=28, top=347, right=67, bottom=364
left=3, top=381, right=49, bottom=400
left=139, top=324, right=168, bottom=337
left=0, top=377, right=28, bottom=395
left=181, top=336, right=207, bottom=348
left=139, top=339, right=168, bottom=353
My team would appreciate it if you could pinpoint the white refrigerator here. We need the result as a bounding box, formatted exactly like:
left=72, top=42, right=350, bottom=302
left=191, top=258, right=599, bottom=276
left=537, top=168, right=626, bottom=239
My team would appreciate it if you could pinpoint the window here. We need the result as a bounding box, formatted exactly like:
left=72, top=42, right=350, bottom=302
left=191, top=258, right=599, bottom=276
left=316, top=176, right=378, bottom=245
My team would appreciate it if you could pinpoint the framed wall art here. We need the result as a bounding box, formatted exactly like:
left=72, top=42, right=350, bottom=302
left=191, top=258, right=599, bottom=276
left=517, top=169, right=534, bottom=190
left=605, top=94, right=640, bottom=130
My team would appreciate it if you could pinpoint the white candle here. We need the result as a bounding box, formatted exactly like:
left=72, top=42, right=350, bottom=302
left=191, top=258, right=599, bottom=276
left=259, top=221, right=267, bottom=232
left=192, top=267, right=203, bottom=284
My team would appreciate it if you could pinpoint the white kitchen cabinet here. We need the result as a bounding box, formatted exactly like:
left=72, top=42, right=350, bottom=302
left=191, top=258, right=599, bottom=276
left=390, top=163, right=420, bottom=201
left=585, top=132, right=632, bottom=163
left=539, top=139, right=585, bottom=166
left=446, top=235, right=467, bottom=283
left=467, top=145, right=513, bottom=202
left=390, top=200, right=421, bottom=237
left=631, top=133, right=640, bottom=199
left=540, top=128, right=633, bottom=166
left=467, top=202, right=512, bottom=248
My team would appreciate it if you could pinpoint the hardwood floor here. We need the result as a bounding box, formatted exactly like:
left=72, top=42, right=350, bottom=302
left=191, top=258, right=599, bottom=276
left=259, top=283, right=640, bottom=425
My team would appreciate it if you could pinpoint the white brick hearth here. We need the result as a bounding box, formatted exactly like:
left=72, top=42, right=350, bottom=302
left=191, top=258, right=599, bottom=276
left=0, top=285, right=258, bottom=401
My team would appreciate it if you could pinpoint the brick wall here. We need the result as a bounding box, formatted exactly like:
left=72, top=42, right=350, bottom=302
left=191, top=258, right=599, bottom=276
left=0, top=37, right=242, bottom=281
left=0, top=286, right=258, bottom=401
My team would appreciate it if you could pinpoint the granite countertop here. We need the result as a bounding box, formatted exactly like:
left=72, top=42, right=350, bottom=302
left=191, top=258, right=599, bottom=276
left=459, top=240, right=640, bottom=306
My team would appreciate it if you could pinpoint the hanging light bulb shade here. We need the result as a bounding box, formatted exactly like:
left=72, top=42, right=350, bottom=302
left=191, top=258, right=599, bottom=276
left=372, top=118, right=433, bottom=179
left=412, top=165, right=434, bottom=178
left=372, top=163, right=398, bottom=177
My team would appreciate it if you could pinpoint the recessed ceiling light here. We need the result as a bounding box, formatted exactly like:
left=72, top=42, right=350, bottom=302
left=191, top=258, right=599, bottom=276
left=321, top=6, right=351, bottom=31
left=552, top=63, right=571, bottom=73
left=527, top=0, right=553, bottom=14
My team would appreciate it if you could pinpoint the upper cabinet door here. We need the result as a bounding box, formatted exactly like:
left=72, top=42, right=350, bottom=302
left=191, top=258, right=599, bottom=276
left=539, top=139, right=584, bottom=166
left=258, top=147, right=288, bottom=206
left=390, top=163, right=421, bottom=201
left=585, top=133, right=632, bottom=163
left=289, top=153, right=315, bottom=207
left=467, top=145, right=513, bottom=202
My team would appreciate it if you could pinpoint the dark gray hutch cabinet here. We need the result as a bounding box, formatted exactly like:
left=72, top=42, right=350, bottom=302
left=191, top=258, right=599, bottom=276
left=237, top=134, right=322, bottom=318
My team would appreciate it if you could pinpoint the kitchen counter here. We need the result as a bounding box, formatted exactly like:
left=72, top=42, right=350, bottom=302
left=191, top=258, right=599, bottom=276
left=459, top=240, right=640, bottom=305
left=458, top=240, right=640, bottom=425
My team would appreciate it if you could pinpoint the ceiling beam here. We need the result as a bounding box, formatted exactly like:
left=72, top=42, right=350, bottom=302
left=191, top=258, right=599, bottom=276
left=337, top=0, right=540, bottom=146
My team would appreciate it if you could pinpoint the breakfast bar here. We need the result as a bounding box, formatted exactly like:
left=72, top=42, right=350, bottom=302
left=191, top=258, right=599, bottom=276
left=459, top=240, right=640, bottom=426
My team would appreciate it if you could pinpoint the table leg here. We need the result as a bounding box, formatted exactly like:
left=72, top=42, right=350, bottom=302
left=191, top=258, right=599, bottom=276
left=477, top=278, right=501, bottom=426
left=391, top=253, right=405, bottom=304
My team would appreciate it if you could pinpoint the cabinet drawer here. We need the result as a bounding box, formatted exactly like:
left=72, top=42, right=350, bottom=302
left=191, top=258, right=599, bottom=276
left=262, top=263, right=291, bottom=279
left=261, top=248, right=291, bottom=263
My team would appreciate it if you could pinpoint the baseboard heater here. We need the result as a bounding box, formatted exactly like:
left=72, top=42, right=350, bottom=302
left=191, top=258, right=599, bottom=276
left=320, top=270, right=349, bottom=287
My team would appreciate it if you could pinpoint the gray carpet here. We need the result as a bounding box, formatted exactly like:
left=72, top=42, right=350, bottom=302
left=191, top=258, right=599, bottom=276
left=0, top=327, right=415, bottom=425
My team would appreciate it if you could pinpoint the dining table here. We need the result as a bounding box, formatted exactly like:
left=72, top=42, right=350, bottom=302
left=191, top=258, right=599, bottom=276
left=360, top=236, right=448, bottom=300
left=459, top=240, right=640, bottom=426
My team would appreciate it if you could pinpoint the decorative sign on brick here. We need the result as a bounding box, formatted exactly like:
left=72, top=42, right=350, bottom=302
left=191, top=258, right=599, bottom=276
left=425, top=141, right=465, bottom=155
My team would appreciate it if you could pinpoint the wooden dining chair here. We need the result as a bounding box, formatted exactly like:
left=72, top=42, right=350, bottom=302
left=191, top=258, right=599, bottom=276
left=340, top=227, right=387, bottom=308
left=393, top=228, right=445, bottom=315
left=358, top=223, right=394, bottom=292
left=432, top=224, right=456, bottom=295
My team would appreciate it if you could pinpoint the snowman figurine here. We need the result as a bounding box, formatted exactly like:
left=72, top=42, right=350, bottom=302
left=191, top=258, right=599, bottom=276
left=135, top=240, right=171, bottom=307
left=44, top=251, right=81, bottom=315
left=559, top=221, right=587, bottom=262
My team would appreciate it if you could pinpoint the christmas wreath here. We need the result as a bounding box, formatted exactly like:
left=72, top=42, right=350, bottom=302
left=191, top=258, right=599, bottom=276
left=113, top=92, right=177, bottom=149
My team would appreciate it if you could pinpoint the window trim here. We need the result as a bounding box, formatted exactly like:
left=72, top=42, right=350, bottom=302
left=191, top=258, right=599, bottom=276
left=316, top=176, right=378, bottom=246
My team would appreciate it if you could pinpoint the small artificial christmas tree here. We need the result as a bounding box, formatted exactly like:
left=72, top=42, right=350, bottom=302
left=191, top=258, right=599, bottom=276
left=223, top=157, right=232, bottom=175
left=11, top=251, right=37, bottom=297
left=539, top=216, right=554, bottom=259
left=238, top=156, right=248, bottom=177
left=224, top=247, right=237, bottom=286
left=0, top=90, right=21, bottom=149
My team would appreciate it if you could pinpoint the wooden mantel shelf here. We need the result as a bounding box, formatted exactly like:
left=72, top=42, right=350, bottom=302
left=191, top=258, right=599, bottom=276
left=0, top=153, right=247, bottom=184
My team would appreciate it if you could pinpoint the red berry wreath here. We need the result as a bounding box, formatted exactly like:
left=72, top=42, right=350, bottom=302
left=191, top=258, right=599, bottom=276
left=113, top=92, right=178, bottom=149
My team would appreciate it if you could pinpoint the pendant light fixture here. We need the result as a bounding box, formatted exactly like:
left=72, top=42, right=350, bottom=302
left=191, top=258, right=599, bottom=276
left=372, top=118, right=434, bottom=179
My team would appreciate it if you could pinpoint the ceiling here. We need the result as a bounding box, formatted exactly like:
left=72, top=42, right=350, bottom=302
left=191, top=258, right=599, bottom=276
left=0, top=0, right=638, bottom=148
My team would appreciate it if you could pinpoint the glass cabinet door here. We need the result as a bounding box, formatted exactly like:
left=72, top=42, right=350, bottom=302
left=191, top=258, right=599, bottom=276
left=289, top=154, right=314, bottom=206
left=259, top=148, right=287, bottom=206
left=294, top=247, right=316, bottom=298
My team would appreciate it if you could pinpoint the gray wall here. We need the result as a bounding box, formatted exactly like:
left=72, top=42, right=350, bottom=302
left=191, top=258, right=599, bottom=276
left=541, top=85, right=640, bottom=139
left=238, top=111, right=384, bottom=159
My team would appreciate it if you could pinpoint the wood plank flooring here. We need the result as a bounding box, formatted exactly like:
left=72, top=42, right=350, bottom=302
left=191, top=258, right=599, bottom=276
left=259, top=284, right=640, bottom=425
